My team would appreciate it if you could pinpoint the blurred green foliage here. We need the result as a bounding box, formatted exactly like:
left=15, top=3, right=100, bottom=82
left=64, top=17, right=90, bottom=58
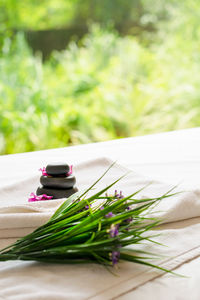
left=0, top=0, right=200, bottom=154
left=0, top=0, right=155, bottom=31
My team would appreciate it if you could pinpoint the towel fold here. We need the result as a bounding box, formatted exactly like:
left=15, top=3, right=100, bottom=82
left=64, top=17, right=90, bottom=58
left=0, top=157, right=200, bottom=239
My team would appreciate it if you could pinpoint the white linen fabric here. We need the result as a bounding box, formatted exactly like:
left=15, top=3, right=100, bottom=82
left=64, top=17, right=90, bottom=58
left=0, top=128, right=200, bottom=300
left=0, top=157, right=200, bottom=238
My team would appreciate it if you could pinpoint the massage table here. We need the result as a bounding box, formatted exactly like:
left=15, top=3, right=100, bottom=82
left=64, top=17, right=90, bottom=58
left=0, top=128, right=199, bottom=300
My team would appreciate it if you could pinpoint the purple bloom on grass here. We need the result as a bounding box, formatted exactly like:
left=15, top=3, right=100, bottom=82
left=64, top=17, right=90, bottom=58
left=125, top=217, right=133, bottom=224
left=109, top=224, right=119, bottom=238
left=111, top=251, right=120, bottom=265
left=114, top=190, right=119, bottom=198
left=119, top=191, right=124, bottom=199
left=114, top=190, right=124, bottom=199
left=105, top=212, right=114, bottom=218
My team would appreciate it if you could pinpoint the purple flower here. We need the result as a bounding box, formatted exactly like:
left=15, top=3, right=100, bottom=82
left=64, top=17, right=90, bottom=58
left=119, top=191, right=124, bottom=199
left=114, top=190, right=119, bottom=198
left=109, top=224, right=119, bottom=238
left=28, top=193, right=53, bottom=202
left=125, top=217, right=133, bottom=224
left=100, top=206, right=104, bottom=210
left=111, top=251, right=120, bottom=265
left=114, top=190, right=124, bottom=199
left=79, top=203, right=92, bottom=212
left=105, top=212, right=114, bottom=218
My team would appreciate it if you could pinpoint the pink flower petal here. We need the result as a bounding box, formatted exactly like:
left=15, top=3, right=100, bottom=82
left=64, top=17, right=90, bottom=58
left=28, top=193, right=53, bottom=202
left=67, top=165, right=73, bottom=176
left=39, top=165, right=73, bottom=177
left=39, top=167, right=48, bottom=176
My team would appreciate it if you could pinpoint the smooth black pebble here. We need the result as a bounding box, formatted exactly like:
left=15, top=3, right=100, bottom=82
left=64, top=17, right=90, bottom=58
left=46, top=162, right=70, bottom=176
left=36, top=186, right=78, bottom=199
left=40, top=175, right=76, bottom=189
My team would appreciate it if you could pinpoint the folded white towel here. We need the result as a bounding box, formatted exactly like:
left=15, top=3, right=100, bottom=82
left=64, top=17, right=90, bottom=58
left=0, top=157, right=200, bottom=238
left=0, top=157, right=200, bottom=300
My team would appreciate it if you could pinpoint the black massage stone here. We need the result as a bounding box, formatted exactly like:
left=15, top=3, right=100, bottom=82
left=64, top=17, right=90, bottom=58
left=36, top=186, right=78, bottom=199
left=46, top=162, right=70, bottom=176
left=40, top=175, right=76, bottom=189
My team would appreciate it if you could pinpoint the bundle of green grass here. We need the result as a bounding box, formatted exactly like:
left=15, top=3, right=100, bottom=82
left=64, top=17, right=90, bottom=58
left=0, top=165, right=177, bottom=274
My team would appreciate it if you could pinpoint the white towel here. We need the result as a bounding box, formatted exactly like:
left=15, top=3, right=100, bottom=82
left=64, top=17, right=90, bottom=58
left=0, top=157, right=200, bottom=238
left=0, top=157, right=200, bottom=300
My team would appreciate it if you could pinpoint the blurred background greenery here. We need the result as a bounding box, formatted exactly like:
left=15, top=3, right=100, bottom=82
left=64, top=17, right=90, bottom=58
left=0, top=0, right=199, bottom=154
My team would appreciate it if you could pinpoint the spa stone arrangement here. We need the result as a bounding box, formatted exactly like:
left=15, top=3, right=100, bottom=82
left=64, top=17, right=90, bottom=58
left=36, top=162, right=78, bottom=199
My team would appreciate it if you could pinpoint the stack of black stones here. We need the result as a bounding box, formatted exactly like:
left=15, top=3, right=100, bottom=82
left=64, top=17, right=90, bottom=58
left=36, top=162, right=78, bottom=199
